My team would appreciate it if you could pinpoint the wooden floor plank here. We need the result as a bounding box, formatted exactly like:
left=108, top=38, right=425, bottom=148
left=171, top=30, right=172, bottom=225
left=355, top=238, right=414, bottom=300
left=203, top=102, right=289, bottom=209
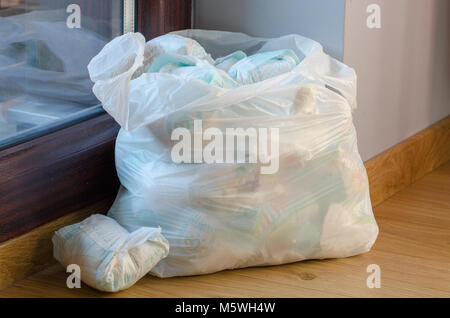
left=1, top=162, right=449, bottom=298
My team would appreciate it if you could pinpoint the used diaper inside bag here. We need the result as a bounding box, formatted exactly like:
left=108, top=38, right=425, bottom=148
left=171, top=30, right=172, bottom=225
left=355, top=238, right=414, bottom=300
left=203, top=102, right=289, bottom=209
left=88, top=30, right=378, bottom=278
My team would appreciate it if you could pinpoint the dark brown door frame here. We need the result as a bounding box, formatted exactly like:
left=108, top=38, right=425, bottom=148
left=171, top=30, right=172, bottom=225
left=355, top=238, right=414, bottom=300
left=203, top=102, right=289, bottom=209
left=136, top=0, right=192, bottom=39
left=0, top=114, right=120, bottom=242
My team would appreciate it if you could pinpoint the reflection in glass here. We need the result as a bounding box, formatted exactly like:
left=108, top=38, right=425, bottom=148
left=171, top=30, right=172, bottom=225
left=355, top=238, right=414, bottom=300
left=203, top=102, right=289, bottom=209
left=0, top=0, right=123, bottom=146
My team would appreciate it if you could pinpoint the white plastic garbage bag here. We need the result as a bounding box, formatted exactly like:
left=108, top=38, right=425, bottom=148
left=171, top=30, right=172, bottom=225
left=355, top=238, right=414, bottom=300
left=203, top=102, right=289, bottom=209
left=52, top=214, right=169, bottom=291
left=88, top=30, right=378, bottom=278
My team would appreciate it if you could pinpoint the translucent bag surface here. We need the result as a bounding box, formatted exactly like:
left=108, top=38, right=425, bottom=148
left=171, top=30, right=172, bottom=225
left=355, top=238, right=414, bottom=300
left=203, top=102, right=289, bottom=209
left=89, top=30, right=378, bottom=277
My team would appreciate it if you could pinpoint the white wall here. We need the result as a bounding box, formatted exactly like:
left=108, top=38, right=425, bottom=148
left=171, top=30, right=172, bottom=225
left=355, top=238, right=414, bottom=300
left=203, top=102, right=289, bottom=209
left=194, top=0, right=346, bottom=60
left=194, top=0, right=450, bottom=160
left=344, top=0, right=450, bottom=160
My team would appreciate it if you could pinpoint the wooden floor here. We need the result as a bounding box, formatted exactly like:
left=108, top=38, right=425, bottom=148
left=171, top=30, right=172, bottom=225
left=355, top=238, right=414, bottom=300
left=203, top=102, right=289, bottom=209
left=1, top=162, right=449, bottom=298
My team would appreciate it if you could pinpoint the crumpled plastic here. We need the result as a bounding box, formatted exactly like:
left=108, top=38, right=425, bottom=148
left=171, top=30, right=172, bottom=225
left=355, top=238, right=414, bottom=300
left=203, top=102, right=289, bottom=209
left=88, top=30, right=378, bottom=278
left=52, top=214, right=169, bottom=292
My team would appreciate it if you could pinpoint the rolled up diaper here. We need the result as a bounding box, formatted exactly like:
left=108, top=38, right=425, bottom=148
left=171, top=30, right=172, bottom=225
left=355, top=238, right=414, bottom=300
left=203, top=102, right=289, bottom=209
left=228, top=49, right=300, bottom=85
left=148, top=53, right=239, bottom=88
left=168, top=64, right=239, bottom=88
left=52, top=214, right=169, bottom=292
left=214, top=50, right=247, bottom=72
left=143, top=33, right=215, bottom=72
left=147, top=34, right=214, bottom=62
